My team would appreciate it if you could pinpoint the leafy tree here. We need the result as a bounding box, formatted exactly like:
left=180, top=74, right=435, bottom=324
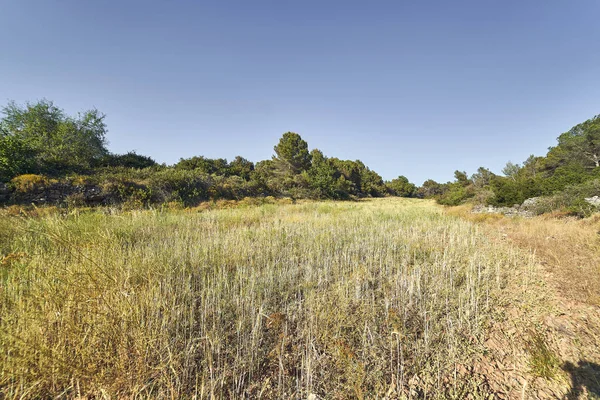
left=174, top=156, right=228, bottom=175
left=329, top=158, right=361, bottom=195
left=501, top=162, right=520, bottom=181
left=417, top=179, right=445, bottom=198
left=436, top=171, right=476, bottom=205
left=100, top=151, right=157, bottom=169
left=263, top=132, right=313, bottom=198
left=454, top=170, right=470, bottom=186
left=0, top=134, right=36, bottom=181
left=273, top=132, right=312, bottom=174
left=471, top=167, right=494, bottom=188
left=1, top=100, right=108, bottom=174
left=488, top=175, right=530, bottom=206
left=522, top=155, right=543, bottom=179
left=227, top=156, right=254, bottom=180
left=554, top=114, right=600, bottom=169
left=307, top=149, right=351, bottom=199
left=386, top=175, right=416, bottom=197
left=251, top=159, right=278, bottom=195
left=359, top=164, right=386, bottom=197
left=437, top=183, right=470, bottom=205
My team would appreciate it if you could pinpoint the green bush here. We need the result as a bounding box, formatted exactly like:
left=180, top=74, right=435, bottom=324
left=437, top=183, right=473, bottom=206
left=526, top=179, right=600, bottom=217
left=147, top=168, right=211, bottom=206
left=10, top=174, right=52, bottom=193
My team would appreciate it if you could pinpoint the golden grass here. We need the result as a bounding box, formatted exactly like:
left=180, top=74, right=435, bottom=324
left=447, top=203, right=600, bottom=306
left=0, top=198, right=535, bottom=398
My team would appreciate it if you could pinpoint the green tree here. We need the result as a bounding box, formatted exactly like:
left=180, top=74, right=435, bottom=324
left=264, top=132, right=313, bottom=198
left=174, top=156, right=228, bottom=175
left=0, top=134, right=36, bottom=181
left=251, top=159, right=277, bottom=195
left=227, top=156, right=254, bottom=180
left=1, top=100, right=108, bottom=175
left=454, top=170, right=470, bottom=186
left=100, top=151, right=157, bottom=169
left=501, top=162, right=520, bottom=182
left=522, top=155, right=539, bottom=177
left=471, top=166, right=494, bottom=188
left=554, top=114, right=600, bottom=169
left=329, top=158, right=361, bottom=195
left=417, top=179, right=445, bottom=198
left=273, top=132, right=312, bottom=174
left=386, top=175, right=416, bottom=197
left=307, top=149, right=351, bottom=199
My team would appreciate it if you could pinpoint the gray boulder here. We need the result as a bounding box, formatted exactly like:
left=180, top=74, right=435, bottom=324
left=584, top=195, right=600, bottom=207
left=521, top=197, right=540, bottom=210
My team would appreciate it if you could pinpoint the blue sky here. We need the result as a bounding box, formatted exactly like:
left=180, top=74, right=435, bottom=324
left=1, top=1, right=599, bottom=184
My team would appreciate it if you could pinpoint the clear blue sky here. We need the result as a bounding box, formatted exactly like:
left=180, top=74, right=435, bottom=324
left=1, top=1, right=599, bottom=184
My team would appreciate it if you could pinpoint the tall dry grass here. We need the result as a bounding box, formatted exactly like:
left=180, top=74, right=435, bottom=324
left=0, top=198, right=532, bottom=398
left=447, top=204, right=600, bottom=306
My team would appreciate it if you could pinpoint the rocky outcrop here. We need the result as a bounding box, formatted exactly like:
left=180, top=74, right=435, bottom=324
left=584, top=195, right=600, bottom=207
left=471, top=203, right=534, bottom=218
left=521, top=197, right=540, bottom=209
left=0, top=182, right=10, bottom=202
left=9, top=183, right=107, bottom=205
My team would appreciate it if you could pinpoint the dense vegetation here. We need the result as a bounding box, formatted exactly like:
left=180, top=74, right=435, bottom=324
left=1, top=99, right=598, bottom=215
left=0, top=100, right=414, bottom=207
left=419, top=114, right=600, bottom=215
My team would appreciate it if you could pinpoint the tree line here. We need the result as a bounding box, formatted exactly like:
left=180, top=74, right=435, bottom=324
left=0, top=100, right=416, bottom=205
left=418, top=113, right=600, bottom=215
left=2, top=99, right=597, bottom=214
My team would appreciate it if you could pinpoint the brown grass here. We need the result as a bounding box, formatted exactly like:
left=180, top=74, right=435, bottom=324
left=447, top=204, right=600, bottom=306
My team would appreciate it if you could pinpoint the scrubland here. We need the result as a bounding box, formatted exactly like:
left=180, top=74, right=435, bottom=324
left=0, top=198, right=598, bottom=399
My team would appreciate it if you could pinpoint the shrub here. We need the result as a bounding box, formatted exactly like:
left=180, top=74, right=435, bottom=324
left=437, top=183, right=474, bottom=206
left=473, top=188, right=495, bottom=205
left=98, top=152, right=157, bottom=169
left=68, top=175, right=97, bottom=186
left=102, top=180, right=153, bottom=207
left=10, top=174, right=51, bottom=193
left=147, top=168, right=211, bottom=206
left=526, top=179, right=600, bottom=217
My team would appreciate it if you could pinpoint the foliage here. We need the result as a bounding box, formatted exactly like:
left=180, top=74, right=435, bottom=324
left=471, top=167, right=494, bottom=189
left=1, top=100, right=108, bottom=176
left=437, top=183, right=473, bottom=206
left=358, top=162, right=387, bottom=197
left=386, top=175, right=416, bottom=197
left=553, top=114, right=600, bottom=169
left=501, top=162, right=520, bottom=182
left=421, top=112, right=600, bottom=214
left=417, top=179, right=446, bottom=198
left=0, top=100, right=406, bottom=205
left=273, top=132, right=312, bottom=174
left=227, top=156, right=254, bottom=180
left=98, top=151, right=157, bottom=169
left=10, top=174, right=51, bottom=193
left=528, top=179, right=600, bottom=217
left=0, top=134, right=36, bottom=181
left=307, top=149, right=352, bottom=199
left=174, top=155, right=229, bottom=175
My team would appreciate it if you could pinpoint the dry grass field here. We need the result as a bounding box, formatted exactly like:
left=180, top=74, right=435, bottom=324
left=0, top=198, right=599, bottom=399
